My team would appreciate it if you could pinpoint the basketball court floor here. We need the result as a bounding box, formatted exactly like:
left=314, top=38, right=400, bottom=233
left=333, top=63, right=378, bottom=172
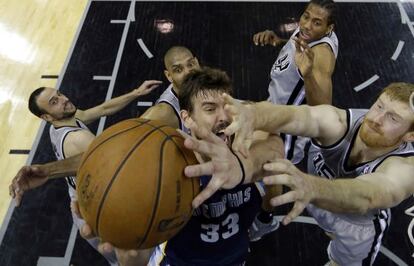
left=1, top=0, right=414, bottom=265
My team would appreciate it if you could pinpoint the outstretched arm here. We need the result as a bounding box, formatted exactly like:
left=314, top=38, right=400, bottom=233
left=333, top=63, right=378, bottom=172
left=293, top=38, right=335, bottom=105
left=223, top=94, right=347, bottom=155
left=77, top=80, right=162, bottom=124
left=262, top=156, right=414, bottom=225
left=10, top=154, right=83, bottom=206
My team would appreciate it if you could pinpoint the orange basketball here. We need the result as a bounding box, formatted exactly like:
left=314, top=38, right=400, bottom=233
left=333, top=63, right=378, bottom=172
left=76, top=118, right=200, bottom=249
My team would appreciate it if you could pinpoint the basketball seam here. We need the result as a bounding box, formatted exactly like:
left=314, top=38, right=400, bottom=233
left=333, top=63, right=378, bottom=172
left=138, top=135, right=197, bottom=248
left=138, top=135, right=169, bottom=248
left=79, top=119, right=150, bottom=170
left=95, top=124, right=168, bottom=238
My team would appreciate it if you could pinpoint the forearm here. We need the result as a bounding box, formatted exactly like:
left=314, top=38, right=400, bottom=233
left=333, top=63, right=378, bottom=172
left=101, top=92, right=138, bottom=116
left=310, top=174, right=392, bottom=214
left=242, top=135, right=284, bottom=183
left=303, top=74, right=332, bottom=105
left=43, top=153, right=83, bottom=179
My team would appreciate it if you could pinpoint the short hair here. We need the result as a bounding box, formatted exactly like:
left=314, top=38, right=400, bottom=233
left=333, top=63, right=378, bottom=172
left=179, top=67, right=233, bottom=113
left=308, top=0, right=336, bottom=26
left=28, top=87, right=47, bottom=117
left=381, top=82, right=414, bottom=131
left=164, top=46, right=193, bottom=69
left=381, top=82, right=414, bottom=103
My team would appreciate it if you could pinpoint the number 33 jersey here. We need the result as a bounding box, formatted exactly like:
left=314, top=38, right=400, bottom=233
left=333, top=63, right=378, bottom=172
left=150, top=175, right=264, bottom=266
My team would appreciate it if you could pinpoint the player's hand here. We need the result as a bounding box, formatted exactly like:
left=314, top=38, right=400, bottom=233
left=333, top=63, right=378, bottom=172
left=262, top=159, right=315, bottom=225
left=293, top=37, right=314, bottom=78
left=223, top=93, right=255, bottom=157
left=178, top=120, right=244, bottom=209
left=9, top=165, right=50, bottom=206
left=253, top=30, right=280, bottom=46
left=133, top=80, right=162, bottom=97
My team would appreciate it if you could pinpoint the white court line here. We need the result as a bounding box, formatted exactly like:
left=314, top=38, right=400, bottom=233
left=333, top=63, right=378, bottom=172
left=137, top=101, right=153, bottom=107
left=353, top=75, right=380, bottom=92
left=110, top=19, right=127, bottom=24
left=397, top=1, right=407, bottom=24
left=391, top=40, right=405, bottom=60
left=137, top=38, right=154, bottom=58
left=397, top=0, right=414, bottom=39
left=93, top=75, right=111, bottom=80
left=276, top=215, right=408, bottom=266
left=97, top=0, right=136, bottom=134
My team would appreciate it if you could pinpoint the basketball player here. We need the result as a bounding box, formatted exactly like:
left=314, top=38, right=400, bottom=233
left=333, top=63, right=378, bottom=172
left=25, top=80, right=161, bottom=265
left=196, top=82, right=414, bottom=265
left=10, top=46, right=200, bottom=207
left=10, top=46, right=200, bottom=265
left=148, top=67, right=284, bottom=265
left=250, top=0, right=338, bottom=240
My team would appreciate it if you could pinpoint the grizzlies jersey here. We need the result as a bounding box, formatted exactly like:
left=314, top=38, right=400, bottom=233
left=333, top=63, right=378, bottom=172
left=268, top=27, right=338, bottom=164
left=156, top=84, right=189, bottom=133
left=306, top=109, right=414, bottom=265
left=150, top=176, right=265, bottom=266
left=49, top=119, right=90, bottom=201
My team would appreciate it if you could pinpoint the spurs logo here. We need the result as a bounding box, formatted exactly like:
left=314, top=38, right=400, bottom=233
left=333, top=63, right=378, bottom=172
left=272, top=53, right=290, bottom=72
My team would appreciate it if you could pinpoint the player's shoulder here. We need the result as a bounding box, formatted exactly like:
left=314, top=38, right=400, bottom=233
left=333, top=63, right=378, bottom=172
left=141, top=103, right=179, bottom=128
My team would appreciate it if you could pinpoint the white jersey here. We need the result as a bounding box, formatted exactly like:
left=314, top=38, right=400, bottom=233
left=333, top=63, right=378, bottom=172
left=156, top=84, right=189, bottom=133
left=268, top=27, right=339, bottom=164
left=49, top=119, right=90, bottom=201
left=306, top=109, right=414, bottom=265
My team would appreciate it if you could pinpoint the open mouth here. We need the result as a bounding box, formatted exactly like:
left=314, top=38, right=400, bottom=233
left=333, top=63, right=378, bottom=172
left=215, top=130, right=230, bottom=145
left=299, top=30, right=311, bottom=41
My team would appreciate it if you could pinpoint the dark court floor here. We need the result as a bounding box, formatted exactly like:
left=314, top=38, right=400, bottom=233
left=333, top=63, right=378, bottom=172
left=1, top=1, right=414, bottom=265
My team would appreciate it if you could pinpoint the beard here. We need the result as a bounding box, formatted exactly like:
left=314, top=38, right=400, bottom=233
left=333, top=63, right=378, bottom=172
left=359, top=120, right=402, bottom=148
left=53, top=102, right=77, bottom=120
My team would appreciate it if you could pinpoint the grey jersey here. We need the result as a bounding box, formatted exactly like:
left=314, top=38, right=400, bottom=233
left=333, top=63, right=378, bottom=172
left=49, top=119, right=90, bottom=201
left=268, top=27, right=338, bottom=164
left=306, top=109, right=414, bottom=265
left=155, top=84, right=189, bottom=133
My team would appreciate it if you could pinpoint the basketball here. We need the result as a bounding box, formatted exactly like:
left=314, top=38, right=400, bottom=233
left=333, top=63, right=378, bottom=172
left=76, top=118, right=200, bottom=249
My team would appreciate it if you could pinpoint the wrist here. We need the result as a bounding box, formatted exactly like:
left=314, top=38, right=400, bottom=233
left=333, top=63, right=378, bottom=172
left=253, top=102, right=268, bottom=130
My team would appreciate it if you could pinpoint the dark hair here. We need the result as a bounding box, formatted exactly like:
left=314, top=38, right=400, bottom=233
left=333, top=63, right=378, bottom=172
left=309, top=0, right=336, bottom=25
left=179, top=67, right=232, bottom=113
left=28, top=87, right=47, bottom=117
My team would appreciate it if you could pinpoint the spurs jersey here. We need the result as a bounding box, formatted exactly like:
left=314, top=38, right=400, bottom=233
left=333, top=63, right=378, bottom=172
left=306, top=109, right=414, bottom=265
left=49, top=119, right=90, bottom=201
left=156, top=84, right=189, bottom=133
left=150, top=177, right=265, bottom=266
left=268, top=28, right=338, bottom=164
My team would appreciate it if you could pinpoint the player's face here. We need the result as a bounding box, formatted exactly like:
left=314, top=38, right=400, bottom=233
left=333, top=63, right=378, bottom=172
left=298, top=3, right=333, bottom=43
left=183, top=90, right=231, bottom=146
left=37, top=87, right=77, bottom=121
left=164, top=53, right=200, bottom=91
left=360, top=93, right=414, bottom=148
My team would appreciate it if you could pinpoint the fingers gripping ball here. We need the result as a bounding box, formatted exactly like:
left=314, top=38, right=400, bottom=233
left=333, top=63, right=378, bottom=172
left=77, top=118, right=199, bottom=249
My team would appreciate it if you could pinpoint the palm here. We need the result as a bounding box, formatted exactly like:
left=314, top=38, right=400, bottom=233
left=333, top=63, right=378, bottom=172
left=293, top=37, right=314, bottom=78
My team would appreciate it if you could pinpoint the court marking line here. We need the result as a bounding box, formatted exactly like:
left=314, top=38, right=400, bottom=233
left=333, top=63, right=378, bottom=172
left=110, top=19, right=127, bottom=24
left=276, top=215, right=408, bottom=265
left=9, top=149, right=30, bottom=155
left=397, top=0, right=414, bottom=39
left=391, top=40, right=405, bottom=61
left=137, top=101, right=153, bottom=107
left=96, top=0, right=136, bottom=134
left=353, top=75, right=380, bottom=92
left=0, top=0, right=93, bottom=263
left=93, top=75, right=112, bottom=80
left=41, top=75, right=59, bottom=79
left=137, top=38, right=154, bottom=58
